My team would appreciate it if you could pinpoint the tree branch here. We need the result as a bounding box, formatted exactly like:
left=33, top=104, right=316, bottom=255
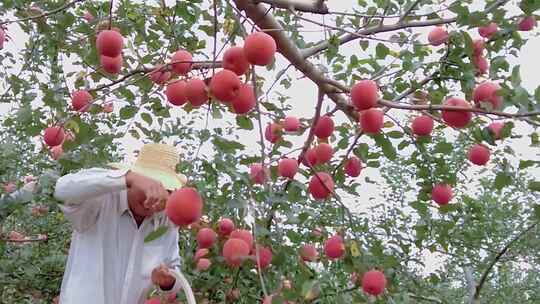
left=253, top=0, right=328, bottom=14
left=473, top=223, right=538, bottom=301
left=0, top=0, right=85, bottom=25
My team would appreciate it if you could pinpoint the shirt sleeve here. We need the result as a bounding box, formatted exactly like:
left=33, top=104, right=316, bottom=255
left=54, top=168, right=128, bottom=232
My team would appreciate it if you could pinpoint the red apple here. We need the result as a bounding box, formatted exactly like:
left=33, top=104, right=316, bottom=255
left=243, top=32, right=277, bottom=66
left=308, top=172, right=334, bottom=199
left=149, top=65, right=171, bottom=84
left=278, top=158, right=298, bottom=179
left=314, top=116, right=334, bottom=139
left=473, top=39, right=485, bottom=56
left=0, top=27, right=5, bottom=50
left=518, top=16, right=536, bottom=31
left=209, top=69, right=241, bottom=102
left=324, top=235, right=345, bottom=259
left=218, top=218, right=235, bottom=236
left=72, top=90, right=92, bottom=112
left=473, top=55, right=489, bottom=75
left=223, top=238, right=250, bottom=267
left=428, top=26, right=449, bottom=46
left=185, top=78, right=208, bottom=107
left=300, top=244, right=319, bottom=262
left=265, top=123, right=281, bottom=143
left=196, top=258, right=211, bottom=271
left=101, top=54, right=122, bottom=74
left=250, top=163, right=267, bottom=184
left=302, top=148, right=319, bottom=167
left=144, top=298, right=160, bottom=304
left=441, top=97, right=472, bottom=128
left=96, top=30, right=123, bottom=57
left=171, top=50, right=192, bottom=75
left=351, top=80, right=379, bottom=110
left=283, top=116, right=301, bottom=132
left=344, top=156, right=362, bottom=177
left=473, top=82, right=501, bottom=110
left=468, top=144, right=490, bottom=166
left=478, top=22, right=498, bottom=39
left=194, top=248, right=209, bottom=261
left=165, top=80, right=188, bottom=106
left=165, top=187, right=203, bottom=226
left=231, top=84, right=256, bottom=114
left=411, top=115, right=434, bottom=136
left=230, top=229, right=253, bottom=248
left=83, top=11, right=94, bottom=22
left=314, top=143, right=333, bottom=164
left=50, top=145, right=63, bottom=160
left=359, top=108, right=384, bottom=134
left=488, top=121, right=504, bottom=139
left=361, top=270, right=387, bottom=296
left=197, top=228, right=217, bottom=249
left=43, top=126, right=65, bottom=147
left=254, top=245, right=272, bottom=270
left=431, top=184, right=453, bottom=206
left=223, top=46, right=250, bottom=75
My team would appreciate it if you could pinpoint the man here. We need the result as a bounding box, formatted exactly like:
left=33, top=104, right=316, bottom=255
left=54, top=143, right=195, bottom=304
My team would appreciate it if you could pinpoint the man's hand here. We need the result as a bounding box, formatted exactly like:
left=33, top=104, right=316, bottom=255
left=125, top=171, right=169, bottom=212
left=151, top=264, right=176, bottom=290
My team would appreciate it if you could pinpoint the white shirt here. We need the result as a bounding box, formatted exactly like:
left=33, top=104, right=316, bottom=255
left=54, top=168, right=190, bottom=304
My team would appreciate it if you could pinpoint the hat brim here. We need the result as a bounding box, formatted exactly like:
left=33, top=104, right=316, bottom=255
left=107, top=162, right=187, bottom=191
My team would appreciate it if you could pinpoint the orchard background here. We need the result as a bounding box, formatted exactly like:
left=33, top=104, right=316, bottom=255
left=1, top=0, right=540, bottom=303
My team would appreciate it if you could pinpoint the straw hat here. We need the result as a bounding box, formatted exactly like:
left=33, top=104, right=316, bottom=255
left=108, top=143, right=187, bottom=191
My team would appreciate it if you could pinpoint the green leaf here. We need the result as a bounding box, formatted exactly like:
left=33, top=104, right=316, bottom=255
left=528, top=181, right=540, bottom=192
left=120, top=106, right=139, bottom=119
left=235, top=116, right=253, bottom=130
left=141, top=112, right=153, bottom=125
left=375, top=43, right=389, bottom=59
left=533, top=204, right=540, bottom=221
left=494, top=172, right=512, bottom=190
left=144, top=226, right=169, bottom=243
left=373, top=134, right=396, bottom=160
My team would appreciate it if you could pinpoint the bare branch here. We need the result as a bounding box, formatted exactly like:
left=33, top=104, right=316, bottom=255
left=253, top=0, right=328, bottom=14
left=0, top=0, right=85, bottom=25
left=399, top=0, right=423, bottom=23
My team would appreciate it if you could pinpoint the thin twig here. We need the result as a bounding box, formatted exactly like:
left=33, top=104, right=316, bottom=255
left=0, top=0, right=84, bottom=25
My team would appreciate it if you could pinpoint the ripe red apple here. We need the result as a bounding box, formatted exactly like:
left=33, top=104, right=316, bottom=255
left=196, top=258, right=211, bottom=271
left=101, top=54, right=122, bottom=74
left=428, top=26, right=449, bottom=46
left=165, top=80, right=188, bottom=106
left=96, top=30, right=123, bottom=57
left=314, top=143, right=333, bottom=164
left=344, top=156, right=362, bottom=177
left=314, top=116, right=334, bottom=139
left=43, top=126, right=65, bottom=147
left=171, top=50, right=192, bottom=75
left=468, top=144, right=490, bottom=166
left=278, top=158, right=298, bottom=179
left=359, top=108, right=384, bottom=134
left=473, top=82, right=501, bottom=110
left=309, top=172, right=334, bottom=199
left=300, top=244, right=319, bottom=262
left=478, top=22, right=498, bottom=38
left=50, top=145, right=63, bottom=160
left=441, top=97, right=472, bottom=128
left=473, top=55, right=489, bottom=75
left=254, top=245, right=272, bottom=269
left=518, top=16, right=536, bottom=31
left=218, top=218, right=235, bottom=236
left=197, top=228, right=217, bottom=249
left=431, top=184, right=453, bottom=206
left=223, top=46, right=250, bottom=75
left=149, top=65, right=171, bottom=84
left=265, top=123, right=282, bottom=143
left=102, top=102, right=113, bottom=113
left=223, top=238, right=251, bottom=267
left=411, top=115, right=434, bottom=136
left=165, top=187, right=203, bottom=226
left=473, top=39, right=485, bottom=56
left=283, top=116, right=300, bottom=132
left=243, top=32, right=277, bottom=66
left=351, top=80, right=379, bottom=110
left=488, top=121, right=504, bottom=139
left=302, top=147, right=319, bottom=167
left=250, top=163, right=267, bottom=184
left=194, top=248, right=209, bottom=261
left=324, top=235, right=345, bottom=259
left=209, top=69, right=241, bottom=102
left=230, top=229, right=253, bottom=248
left=185, top=78, right=208, bottom=107
left=361, top=270, right=387, bottom=296
left=231, top=84, right=256, bottom=114
left=144, top=298, right=160, bottom=304
left=72, top=90, right=92, bottom=112
left=227, top=289, right=241, bottom=301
